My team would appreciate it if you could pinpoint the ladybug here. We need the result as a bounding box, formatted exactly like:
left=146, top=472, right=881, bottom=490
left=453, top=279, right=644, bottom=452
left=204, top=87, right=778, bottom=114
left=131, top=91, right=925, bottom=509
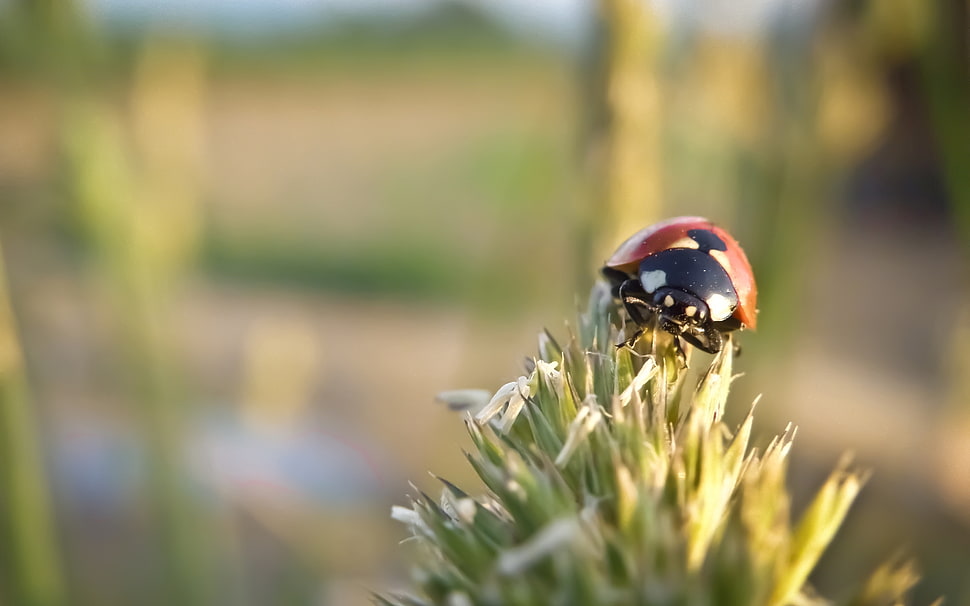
left=601, top=216, right=757, bottom=354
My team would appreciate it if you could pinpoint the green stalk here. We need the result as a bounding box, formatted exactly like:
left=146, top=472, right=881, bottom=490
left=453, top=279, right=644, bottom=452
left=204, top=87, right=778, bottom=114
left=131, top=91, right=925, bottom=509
left=918, top=1, right=970, bottom=249
left=63, top=38, right=212, bottom=602
left=575, top=0, right=664, bottom=292
left=0, top=239, right=65, bottom=606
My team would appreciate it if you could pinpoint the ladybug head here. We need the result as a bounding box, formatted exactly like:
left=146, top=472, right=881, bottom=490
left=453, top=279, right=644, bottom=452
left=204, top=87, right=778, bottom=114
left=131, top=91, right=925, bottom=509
left=651, top=287, right=710, bottom=333
left=650, top=286, right=726, bottom=353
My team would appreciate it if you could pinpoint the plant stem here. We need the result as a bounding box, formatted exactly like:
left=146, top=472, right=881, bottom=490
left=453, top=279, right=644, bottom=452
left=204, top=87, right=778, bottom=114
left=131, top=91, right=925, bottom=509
left=0, top=238, right=65, bottom=606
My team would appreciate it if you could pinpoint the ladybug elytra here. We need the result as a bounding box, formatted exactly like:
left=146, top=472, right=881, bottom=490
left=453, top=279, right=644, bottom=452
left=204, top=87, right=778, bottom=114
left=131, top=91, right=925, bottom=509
left=602, top=216, right=757, bottom=354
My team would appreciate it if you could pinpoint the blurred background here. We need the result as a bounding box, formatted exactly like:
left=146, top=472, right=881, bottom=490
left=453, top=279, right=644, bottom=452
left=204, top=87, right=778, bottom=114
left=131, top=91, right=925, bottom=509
left=0, top=0, right=968, bottom=605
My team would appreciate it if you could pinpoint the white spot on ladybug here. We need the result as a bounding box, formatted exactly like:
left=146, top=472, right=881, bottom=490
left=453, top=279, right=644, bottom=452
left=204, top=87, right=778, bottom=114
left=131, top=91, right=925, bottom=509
left=640, top=269, right=667, bottom=293
left=706, top=293, right=734, bottom=321
left=685, top=305, right=697, bottom=318
left=663, top=295, right=674, bottom=308
left=709, top=249, right=732, bottom=273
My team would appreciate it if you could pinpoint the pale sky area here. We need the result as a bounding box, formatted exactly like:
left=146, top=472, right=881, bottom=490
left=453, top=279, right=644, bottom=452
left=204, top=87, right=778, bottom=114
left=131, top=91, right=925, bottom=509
left=78, top=0, right=819, bottom=41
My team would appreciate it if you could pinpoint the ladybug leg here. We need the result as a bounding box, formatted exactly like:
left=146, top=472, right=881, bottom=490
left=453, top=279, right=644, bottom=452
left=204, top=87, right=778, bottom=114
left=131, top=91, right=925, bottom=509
left=673, top=336, right=689, bottom=368
left=711, top=319, right=742, bottom=356
left=680, top=324, right=723, bottom=355
left=616, top=328, right=644, bottom=350
left=615, top=279, right=654, bottom=348
left=616, top=279, right=653, bottom=326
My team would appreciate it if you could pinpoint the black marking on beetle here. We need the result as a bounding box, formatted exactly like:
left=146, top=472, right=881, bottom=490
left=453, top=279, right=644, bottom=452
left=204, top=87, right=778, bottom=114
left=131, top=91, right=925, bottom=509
left=687, top=229, right=727, bottom=253
left=638, top=249, right=738, bottom=309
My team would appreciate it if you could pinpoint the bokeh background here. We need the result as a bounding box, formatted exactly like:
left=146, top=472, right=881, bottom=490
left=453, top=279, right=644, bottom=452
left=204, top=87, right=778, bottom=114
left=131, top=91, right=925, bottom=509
left=1, top=0, right=968, bottom=605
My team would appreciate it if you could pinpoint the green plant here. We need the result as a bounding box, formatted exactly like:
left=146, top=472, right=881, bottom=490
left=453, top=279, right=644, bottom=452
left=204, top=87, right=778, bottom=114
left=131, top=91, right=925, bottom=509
left=0, top=239, right=65, bottom=606
left=382, top=283, right=921, bottom=606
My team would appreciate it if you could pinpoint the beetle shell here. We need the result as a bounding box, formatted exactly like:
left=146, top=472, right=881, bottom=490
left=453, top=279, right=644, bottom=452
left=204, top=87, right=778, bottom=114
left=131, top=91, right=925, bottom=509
left=605, top=216, right=757, bottom=329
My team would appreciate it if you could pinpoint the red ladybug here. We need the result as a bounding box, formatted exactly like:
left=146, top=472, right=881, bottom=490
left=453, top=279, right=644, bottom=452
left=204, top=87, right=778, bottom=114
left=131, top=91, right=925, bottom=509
left=602, top=216, right=757, bottom=354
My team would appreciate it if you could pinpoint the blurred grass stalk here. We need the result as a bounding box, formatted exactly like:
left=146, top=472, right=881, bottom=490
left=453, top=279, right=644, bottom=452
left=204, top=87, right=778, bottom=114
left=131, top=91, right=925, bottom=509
left=861, top=0, right=970, bottom=530
left=905, top=0, right=970, bottom=244
left=64, top=38, right=212, bottom=605
left=596, top=0, right=663, bottom=250
left=575, top=0, right=663, bottom=291
left=0, top=240, right=65, bottom=606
